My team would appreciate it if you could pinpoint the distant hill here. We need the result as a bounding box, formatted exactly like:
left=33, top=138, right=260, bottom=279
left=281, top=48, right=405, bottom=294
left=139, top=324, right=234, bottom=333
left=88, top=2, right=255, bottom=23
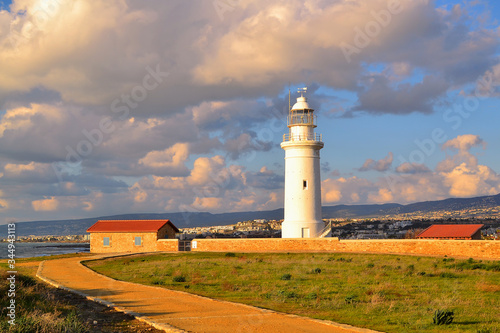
left=2, top=193, right=499, bottom=237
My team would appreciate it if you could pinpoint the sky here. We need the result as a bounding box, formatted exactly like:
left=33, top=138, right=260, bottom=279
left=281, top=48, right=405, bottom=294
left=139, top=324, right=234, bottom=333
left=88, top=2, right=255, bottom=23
left=1, top=0, right=500, bottom=226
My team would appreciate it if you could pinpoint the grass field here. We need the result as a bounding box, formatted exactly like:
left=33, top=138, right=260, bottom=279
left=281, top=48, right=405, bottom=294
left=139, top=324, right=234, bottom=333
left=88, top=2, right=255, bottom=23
left=85, top=252, right=500, bottom=333
left=0, top=254, right=164, bottom=333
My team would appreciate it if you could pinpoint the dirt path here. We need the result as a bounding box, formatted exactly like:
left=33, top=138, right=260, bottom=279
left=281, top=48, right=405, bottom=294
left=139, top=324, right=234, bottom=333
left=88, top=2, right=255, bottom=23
left=36, top=254, right=381, bottom=333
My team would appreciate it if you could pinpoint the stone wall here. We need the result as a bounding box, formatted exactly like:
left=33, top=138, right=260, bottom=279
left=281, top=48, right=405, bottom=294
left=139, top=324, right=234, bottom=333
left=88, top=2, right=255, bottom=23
left=89, top=232, right=177, bottom=253
left=191, top=238, right=340, bottom=252
left=335, top=239, right=499, bottom=259
left=90, top=233, right=499, bottom=259
left=157, top=239, right=179, bottom=252
left=90, top=232, right=160, bottom=253
left=191, top=238, right=500, bottom=260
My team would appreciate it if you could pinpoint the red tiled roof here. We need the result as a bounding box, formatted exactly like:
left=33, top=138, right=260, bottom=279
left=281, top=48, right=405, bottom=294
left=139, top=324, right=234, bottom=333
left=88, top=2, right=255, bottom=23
left=87, top=220, right=179, bottom=233
left=417, top=224, right=483, bottom=239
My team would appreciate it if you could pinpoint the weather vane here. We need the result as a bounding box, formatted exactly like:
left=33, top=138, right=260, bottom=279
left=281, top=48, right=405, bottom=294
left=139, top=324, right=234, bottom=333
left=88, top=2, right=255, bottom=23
left=298, top=87, right=307, bottom=97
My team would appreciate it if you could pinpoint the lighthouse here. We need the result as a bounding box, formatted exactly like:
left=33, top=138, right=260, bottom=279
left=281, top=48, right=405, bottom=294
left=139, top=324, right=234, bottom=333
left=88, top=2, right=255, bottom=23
left=281, top=88, right=324, bottom=238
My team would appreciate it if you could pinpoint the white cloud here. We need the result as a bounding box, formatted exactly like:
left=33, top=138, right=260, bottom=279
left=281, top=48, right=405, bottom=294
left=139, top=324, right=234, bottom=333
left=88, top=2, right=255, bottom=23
left=395, top=162, right=431, bottom=174
left=32, top=197, right=59, bottom=211
left=0, top=1, right=499, bottom=224
left=138, top=143, right=190, bottom=176
left=359, top=152, right=393, bottom=172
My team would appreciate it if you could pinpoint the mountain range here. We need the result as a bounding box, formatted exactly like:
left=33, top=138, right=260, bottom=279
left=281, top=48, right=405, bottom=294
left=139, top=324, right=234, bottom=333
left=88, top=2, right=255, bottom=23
left=2, top=193, right=499, bottom=237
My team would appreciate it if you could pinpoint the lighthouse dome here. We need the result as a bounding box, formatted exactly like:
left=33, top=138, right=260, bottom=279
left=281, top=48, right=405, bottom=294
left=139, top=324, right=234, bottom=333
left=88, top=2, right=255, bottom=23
left=291, top=96, right=311, bottom=111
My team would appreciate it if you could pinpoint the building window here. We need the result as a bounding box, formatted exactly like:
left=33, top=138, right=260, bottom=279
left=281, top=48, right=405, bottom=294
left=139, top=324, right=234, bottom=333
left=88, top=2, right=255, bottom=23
left=103, top=237, right=110, bottom=247
left=135, top=236, right=142, bottom=246
left=303, top=180, right=308, bottom=190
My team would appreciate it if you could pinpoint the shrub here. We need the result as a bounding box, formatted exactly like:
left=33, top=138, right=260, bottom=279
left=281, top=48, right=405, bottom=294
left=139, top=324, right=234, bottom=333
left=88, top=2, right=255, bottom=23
left=305, top=292, right=318, bottom=300
left=280, top=273, right=292, bottom=280
left=225, top=252, right=236, bottom=257
left=366, top=263, right=375, bottom=268
left=336, top=257, right=352, bottom=262
left=433, top=309, right=454, bottom=325
left=439, top=272, right=459, bottom=279
left=151, top=277, right=165, bottom=285
left=173, top=276, right=186, bottom=283
left=277, top=290, right=298, bottom=299
left=261, top=292, right=272, bottom=299
left=344, top=294, right=358, bottom=304
left=312, top=268, right=322, bottom=274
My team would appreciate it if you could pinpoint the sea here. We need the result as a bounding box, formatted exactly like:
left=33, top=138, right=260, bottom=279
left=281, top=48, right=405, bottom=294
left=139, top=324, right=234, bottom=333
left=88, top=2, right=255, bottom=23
left=0, top=242, right=90, bottom=259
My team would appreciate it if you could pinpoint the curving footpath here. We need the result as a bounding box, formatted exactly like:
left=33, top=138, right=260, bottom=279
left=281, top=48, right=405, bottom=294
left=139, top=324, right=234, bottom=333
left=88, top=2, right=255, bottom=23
left=37, top=254, right=382, bottom=333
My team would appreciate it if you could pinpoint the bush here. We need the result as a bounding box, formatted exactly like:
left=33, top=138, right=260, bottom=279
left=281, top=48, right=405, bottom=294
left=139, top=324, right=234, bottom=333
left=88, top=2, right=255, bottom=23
left=305, top=292, right=318, bottom=300
left=433, top=309, right=454, bottom=325
left=225, top=252, right=236, bottom=257
left=344, top=294, right=358, bottom=304
left=151, top=277, right=165, bottom=285
left=173, top=276, right=186, bottom=283
left=277, top=290, right=298, bottom=299
left=312, top=268, right=322, bottom=274
left=366, top=263, right=375, bottom=268
left=336, top=257, right=352, bottom=262
left=439, top=272, right=459, bottom=279
left=280, top=273, right=292, bottom=280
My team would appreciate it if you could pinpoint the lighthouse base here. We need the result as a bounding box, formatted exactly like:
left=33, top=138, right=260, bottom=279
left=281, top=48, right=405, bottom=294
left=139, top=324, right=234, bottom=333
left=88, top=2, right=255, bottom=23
left=281, top=220, right=324, bottom=238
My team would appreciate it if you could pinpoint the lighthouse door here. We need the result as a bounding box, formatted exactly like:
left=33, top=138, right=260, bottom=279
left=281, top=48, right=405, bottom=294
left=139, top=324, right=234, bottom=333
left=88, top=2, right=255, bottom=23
left=301, top=228, right=310, bottom=238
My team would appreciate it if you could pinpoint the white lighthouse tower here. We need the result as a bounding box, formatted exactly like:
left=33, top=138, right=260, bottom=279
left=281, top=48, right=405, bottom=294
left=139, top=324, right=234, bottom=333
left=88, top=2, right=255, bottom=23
left=281, top=88, right=324, bottom=238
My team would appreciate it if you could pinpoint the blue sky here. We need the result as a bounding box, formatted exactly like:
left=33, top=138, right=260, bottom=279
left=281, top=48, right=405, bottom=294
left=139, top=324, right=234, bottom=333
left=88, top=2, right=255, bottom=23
left=0, top=0, right=499, bottom=225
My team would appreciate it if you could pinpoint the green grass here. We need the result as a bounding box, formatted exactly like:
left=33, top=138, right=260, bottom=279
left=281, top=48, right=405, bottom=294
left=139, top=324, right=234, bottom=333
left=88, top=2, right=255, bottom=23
left=84, top=253, right=500, bottom=332
left=0, top=271, right=88, bottom=332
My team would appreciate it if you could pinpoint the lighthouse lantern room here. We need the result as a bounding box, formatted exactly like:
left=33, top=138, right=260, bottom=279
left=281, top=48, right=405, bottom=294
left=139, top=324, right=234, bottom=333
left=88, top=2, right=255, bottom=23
left=281, top=88, right=324, bottom=238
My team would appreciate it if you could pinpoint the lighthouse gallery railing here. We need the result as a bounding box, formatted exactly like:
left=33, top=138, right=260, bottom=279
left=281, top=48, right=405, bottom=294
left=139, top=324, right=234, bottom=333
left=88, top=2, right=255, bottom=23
left=283, top=133, right=322, bottom=142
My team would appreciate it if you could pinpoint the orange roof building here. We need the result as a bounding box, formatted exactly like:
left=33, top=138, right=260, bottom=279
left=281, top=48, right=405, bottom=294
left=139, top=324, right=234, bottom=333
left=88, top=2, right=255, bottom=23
left=87, top=220, right=180, bottom=253
left=417, top=224, right=484, bottom=240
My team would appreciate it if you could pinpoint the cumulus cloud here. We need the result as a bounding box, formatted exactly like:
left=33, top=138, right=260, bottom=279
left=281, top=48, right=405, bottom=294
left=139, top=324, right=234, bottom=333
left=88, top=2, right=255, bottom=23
left=0, top=0, right=499, bottom=223
left=324, top=134, right=500, bottom=205
left=441, top=163, right=500, bottom=197
left=359, top=152, right=393, bottom=172
left=138, top=143, right=190, bottom=176
left=32, top=197, right=59, bottom=211
left=437, top=134, right=486, bottom=171
left=395, top=162, right=431, bottom=174
left=349, top=75, right=448, bottom=116
left=130, top=155, right=284, bottom=220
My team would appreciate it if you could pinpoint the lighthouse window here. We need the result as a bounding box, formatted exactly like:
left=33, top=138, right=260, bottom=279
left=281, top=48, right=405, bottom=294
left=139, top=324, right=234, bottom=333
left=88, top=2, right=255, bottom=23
left=303, top=180, right=308, bottom=189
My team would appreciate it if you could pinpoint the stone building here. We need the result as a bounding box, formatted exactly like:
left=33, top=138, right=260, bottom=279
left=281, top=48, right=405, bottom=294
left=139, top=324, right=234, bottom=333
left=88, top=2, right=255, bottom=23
left=87, top=220, right=179, bottom=253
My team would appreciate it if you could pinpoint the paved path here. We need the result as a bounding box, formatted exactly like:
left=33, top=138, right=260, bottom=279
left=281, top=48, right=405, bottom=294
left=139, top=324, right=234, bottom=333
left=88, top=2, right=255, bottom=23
left=37, top=254, right=380, bottom=333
